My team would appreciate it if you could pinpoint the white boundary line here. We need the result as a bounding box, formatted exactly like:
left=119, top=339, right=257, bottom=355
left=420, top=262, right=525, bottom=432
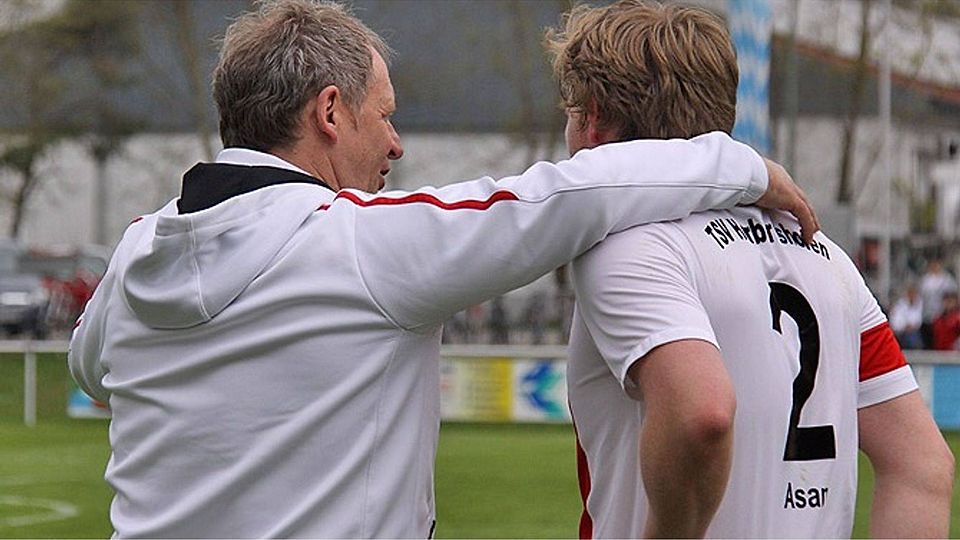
left=0, top=495, right=79, bottom=528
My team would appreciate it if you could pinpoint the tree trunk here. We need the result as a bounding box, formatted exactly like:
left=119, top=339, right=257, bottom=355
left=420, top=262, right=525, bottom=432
left=92, top=148, right=110, bottom=246
left=172, top=1, right=215, bottom=161
left=836, top=0, right=872, bottom=204
left=8, top=163, right=38, bottom=239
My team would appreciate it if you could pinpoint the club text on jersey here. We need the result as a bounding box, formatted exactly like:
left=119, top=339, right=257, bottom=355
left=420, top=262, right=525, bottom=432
left=703, top=217, right=830, bottom=260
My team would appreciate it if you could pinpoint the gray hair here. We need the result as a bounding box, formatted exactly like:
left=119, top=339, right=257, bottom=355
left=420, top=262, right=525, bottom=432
left=213, top=0, right=391, bottom=151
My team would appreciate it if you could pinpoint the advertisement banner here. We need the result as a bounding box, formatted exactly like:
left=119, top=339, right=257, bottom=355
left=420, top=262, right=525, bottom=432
left=441, top=357, right=514, bottom=422
left=440, top=355, right=571, bottom=423
left=513, top=359, right=570, bottom=422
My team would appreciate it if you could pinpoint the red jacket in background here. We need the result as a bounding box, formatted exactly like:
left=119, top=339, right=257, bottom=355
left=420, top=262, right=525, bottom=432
left=931, top=309, right=960, bottom=350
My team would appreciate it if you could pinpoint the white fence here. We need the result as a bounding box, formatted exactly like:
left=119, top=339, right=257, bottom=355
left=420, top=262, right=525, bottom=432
left=3, top=340, right=960, bottom=427
left=0, top=340, right=71, bottom=426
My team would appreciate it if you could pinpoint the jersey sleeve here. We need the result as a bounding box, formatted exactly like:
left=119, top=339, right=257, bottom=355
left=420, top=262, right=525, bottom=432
left=571, top=225, right=718, bottom=392
left=348, top=132, right=767, bottom=331
left=855, top=271, right=918, bottom=408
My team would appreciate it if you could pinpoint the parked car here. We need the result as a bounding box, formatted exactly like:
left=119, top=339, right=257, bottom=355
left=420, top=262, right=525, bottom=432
left=18, top=245, right=110, bottom=332
left=0, top=240, right=50, bottom=338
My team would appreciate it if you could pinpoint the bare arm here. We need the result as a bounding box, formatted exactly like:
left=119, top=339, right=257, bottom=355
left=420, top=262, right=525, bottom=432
left=631, top=339, right=736, bottom=539
left=859, top=390, right=955, bottom=538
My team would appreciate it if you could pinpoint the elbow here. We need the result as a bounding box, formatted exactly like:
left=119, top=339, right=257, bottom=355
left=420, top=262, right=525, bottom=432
left=895, top=437, right=956, bottom=503
left=685, top=392, right=736, bottom=449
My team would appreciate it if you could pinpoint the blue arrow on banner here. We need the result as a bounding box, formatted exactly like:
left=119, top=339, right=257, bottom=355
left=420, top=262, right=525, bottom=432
left=520, top=361, right=566, bottom=420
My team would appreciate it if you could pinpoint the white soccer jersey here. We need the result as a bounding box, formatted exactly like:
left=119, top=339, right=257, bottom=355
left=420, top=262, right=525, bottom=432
left=68, top=133, right=769, bottom=538
left=569, top=206, right=917, bottom=539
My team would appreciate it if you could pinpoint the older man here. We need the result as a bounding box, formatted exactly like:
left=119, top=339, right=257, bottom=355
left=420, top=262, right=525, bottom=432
left=69, top=0, right=815, bottom=537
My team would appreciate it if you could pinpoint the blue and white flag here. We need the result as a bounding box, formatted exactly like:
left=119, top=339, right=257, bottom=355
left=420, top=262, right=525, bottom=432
left=728, top=0, right=772, bottom=155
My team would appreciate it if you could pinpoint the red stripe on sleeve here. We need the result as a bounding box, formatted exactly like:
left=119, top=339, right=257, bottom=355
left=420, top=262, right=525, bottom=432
left=859, top=322, right=907, bottom=382
left=335, top=189, right=519, bottom=210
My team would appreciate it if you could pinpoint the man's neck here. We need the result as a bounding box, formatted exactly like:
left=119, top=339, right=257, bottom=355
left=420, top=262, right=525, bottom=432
left=271, top=145, right=338, bottom=190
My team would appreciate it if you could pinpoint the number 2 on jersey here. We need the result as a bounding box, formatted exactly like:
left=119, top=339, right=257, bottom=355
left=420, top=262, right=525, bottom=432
left=769, top=282, right=837, bottom=461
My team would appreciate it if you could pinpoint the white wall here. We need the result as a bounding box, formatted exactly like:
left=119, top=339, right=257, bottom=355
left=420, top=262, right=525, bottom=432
left=6, top=123, right=959, bottom=253
left=771, top=0, right=960, bottom=90
left=773, top=117, right=960, bottom=242
left=0, top=134, right=209, bottom=247
left=0, top=132, right=566, bottom=249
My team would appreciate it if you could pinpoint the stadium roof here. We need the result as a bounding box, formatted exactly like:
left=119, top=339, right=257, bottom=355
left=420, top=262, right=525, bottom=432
left=769, top=36, right=960, bottom=128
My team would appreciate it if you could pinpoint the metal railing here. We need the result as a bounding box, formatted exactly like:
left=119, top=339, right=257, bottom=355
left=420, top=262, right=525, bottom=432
left=0, top=340, right=71, bottom=426
left=2, top=339, right=959, bottom=427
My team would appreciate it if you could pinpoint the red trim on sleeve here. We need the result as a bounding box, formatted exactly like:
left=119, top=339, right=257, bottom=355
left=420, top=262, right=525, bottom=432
left=130, top=216, right=144, bottom=224
left=860, top=322, right=907, bottom=382
left=334, top=189, right=519, bottom=210
left=573, top=423, right=594, bottom=539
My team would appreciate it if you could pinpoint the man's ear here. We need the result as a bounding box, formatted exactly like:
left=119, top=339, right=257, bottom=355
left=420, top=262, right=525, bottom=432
left=313, top=85, right=341, bottom=143
left=585, top=103, right=617, bottom=146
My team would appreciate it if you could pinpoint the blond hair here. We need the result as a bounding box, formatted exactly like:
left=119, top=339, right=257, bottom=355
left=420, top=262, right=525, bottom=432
left=545, top=0, right=738, bottom=140
left=213, top=0, right=390, bottom=151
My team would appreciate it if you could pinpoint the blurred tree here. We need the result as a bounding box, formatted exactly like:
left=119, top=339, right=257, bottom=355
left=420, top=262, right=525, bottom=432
left=835, top=0, right=872, bottom=205
left=498, top=0, right=568, bottom=165
left=140, top=1, right=216, bottom=161
left=0, top=139, right=57, bottom=239
left=851, top=0, right=942, bottom=202
left=0, top=0, right=73, bottom=239
left=836, top=0, right=954, bottom=207
left=0, top=0, right=143, bottom=242
left=53, top=0, right=144, bottom=245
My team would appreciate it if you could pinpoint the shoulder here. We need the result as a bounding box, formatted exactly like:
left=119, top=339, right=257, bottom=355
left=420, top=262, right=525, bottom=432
left=574, top=219, right=692, bottom=274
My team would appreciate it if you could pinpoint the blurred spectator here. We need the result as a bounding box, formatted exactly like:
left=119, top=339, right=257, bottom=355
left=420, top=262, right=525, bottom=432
left=442, top=309, right=468, bottom=343
left=466, top=303, right=485, bottom=342
left=932, top=292, right=960, bottom=351
left=523, top=291, right=548, bottom=345
left=489, top=296, right=509, bottom=344
left=889, top=284, right=923, bottom=349
left=553, top=265, right=575, bottom=343
left=17, top=246, right=109, bottom=333
left=920, top=258, right=958, bottom=348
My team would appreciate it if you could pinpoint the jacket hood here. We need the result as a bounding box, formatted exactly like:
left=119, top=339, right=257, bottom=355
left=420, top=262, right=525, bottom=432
left=119, top=165, right=333, bottom=329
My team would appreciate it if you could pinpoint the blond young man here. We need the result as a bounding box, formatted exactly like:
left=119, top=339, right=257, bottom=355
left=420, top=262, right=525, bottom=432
left=68, top=0, right=817, bottom=537
left=548, top=2, right=955, bottom=538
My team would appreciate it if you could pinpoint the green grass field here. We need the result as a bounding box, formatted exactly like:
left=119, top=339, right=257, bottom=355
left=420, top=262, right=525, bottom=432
left=1, top=354, right=958, bottom=538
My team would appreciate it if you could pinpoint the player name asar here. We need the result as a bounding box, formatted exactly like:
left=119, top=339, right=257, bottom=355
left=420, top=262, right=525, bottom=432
left=784, top=481, right=829, bottom=509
